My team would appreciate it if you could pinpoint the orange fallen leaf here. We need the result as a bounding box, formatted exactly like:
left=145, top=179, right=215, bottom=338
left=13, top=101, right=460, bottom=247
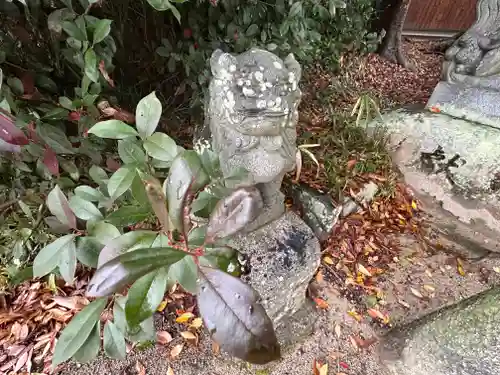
left=318, top=363, right=328, bottom=375
left=313, top=297, right=329, bottom=309
left=212, top=341, right=220, bottom=355
left=156, top=331, right=173, bottom=345
left=351, top=335, right=378, bottom=349
left=367, top=308, right=389, bottom=323
left=176, top=312, right=194, bottom=323
left=167, top=367, right=174, bottom=375
left=170, top=344, right=184, bottom=359
left=347, top=159, right=357, bottom=169
left=457, top=258, right=466, bottom=276
left=135, top=361, right=146, bottom=375
left=429, top=105, right=441, bottom=113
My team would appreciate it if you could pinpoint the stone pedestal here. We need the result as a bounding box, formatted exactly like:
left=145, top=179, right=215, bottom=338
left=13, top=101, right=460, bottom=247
left=230, top=211, right=320, bottom=345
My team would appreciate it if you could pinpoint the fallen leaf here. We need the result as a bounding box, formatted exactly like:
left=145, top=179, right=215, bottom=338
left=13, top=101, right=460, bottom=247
left=135, top=361, right=146, bottom=375
left=351, top=335, right=378, bottom=348
left=423, top=284, right=435, bottom=293
left=314, top=297, right=329, bottom=309
left=175, top=312, right=194, bottom=323
left=457, top=258, right=466, bottom=276
left=315, top=270, right=324, bottom=283
left=167, top=367, right=174, bottom=375
left=367, top=308, right=389, bottom=323
left=14, top=350, right=28, bottom=372
left=347, top=159, right=357, bottom=169
left=157, top=300, right=168, bottom=312
left=180, top=331, right=196, bottom=340
left=323, top=256, right=334, bottom=265
left=319, top=363, right=328, bottom=375
left=357, top=264, right=372, bottom=277
left=212, top=340, right=220, bottom=355
left=411, top=200, right=417, bottom=210
left=329, top=351, right=344, bottom=360
left=349, top=335, right=359, bottom=349
left=493, top=267, right=500, bottom=274
left=398, top=299, right=410, bottom=308
left=189, top=318, right=203, bottom=329
left=410, top=288, right=423, bottom=299
left=347, top=309, right=362, bottom=322
left=170, top=344, right=184, bottom=359
left=156, top=331, right=173, bottom=345
left=334, top=324, right=341, bottom=338
left=339, top=361, right=349, bottom=370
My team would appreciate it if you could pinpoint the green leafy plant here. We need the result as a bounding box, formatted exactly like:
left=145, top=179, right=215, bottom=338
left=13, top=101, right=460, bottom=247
left=154, top=0, right=377, bottom=107
left=31, top=92, right=280, bottom=368
left=294, top=143, right=321, bottom=183
left=0, top=1, right=119, bottom=180
left=351, top=93, right=382, bottom=127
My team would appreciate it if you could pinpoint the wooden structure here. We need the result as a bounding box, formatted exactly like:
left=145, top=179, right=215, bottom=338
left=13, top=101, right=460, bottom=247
left=404, top=0, right=477, bottom=33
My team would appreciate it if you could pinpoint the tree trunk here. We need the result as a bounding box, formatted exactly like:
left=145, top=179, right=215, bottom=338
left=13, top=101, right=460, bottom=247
left=378, top=0, right=414, bottom=69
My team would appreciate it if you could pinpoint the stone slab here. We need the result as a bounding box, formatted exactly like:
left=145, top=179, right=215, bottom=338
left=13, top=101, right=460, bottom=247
left=379, top=287, right=500, bottom=375
left=426, top=81, right=500, bottom=129
left=371, top=110, right=500, bottom=253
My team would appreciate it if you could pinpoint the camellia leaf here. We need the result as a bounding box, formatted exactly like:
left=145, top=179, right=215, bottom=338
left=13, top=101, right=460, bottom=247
left=206, top=186, right=263, bottom=242
left=103, top=321, right=126, bottom=359
left=89, top=165, right=109, bottom=185
left=75, top=236, right=103, bottom=268
left=168, top=256, right=197, bottom=294
left=114, top=295, right=155, bottom=342
left=105, top=205, right=150, bottom=227
left=74, top=185, right=106, bottom=202
left=72, top=321, right=101, bottom=363
left=46, top=185, right=77, bottom=229
left=37, top=122, right=75, bottom=154
left=125, top=267, right=169, bottom=326
left=60, top=159, right=80, bottom=181
left=96, top=231, right=158, bottom=268
left=52, top=298, right=107, bottom=367
left=118, top=139, right=146, bottom=164
left=88, top=120, right=139, bottom=139
left=135, top=92, right=162, bottom=139
left=143, top=132, right=178, bottom=162
left=58, top=238, right=77, bottom=284
left=69, top=196, right=103, bottom=221
left=43, top=147, right=60, bottom=176
left=84, top=48, right=99, bottom=83
left=0, top=112, right=29, bottom=145
left=107, top=166, right=137, bottom=200
left=197, top=266, right=280, bottom=365
left=33, top=234, right=77, bottom=278
left=93, top=19, right=112, bottom=45
left=62, top=19, right=87, bottom=41
left=88, top=221, right=121, bottom=245
left=165, top=151, right=209, bottom=233
left=86, top=246, right=186, bottom=298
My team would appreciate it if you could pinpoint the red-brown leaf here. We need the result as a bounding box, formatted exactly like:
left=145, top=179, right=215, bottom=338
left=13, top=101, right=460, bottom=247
left=43, top=147, right=59, bottom=176
left=0, top=111, right=29, bottom=145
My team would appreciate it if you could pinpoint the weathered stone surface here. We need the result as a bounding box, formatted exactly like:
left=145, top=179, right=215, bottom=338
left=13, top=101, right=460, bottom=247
left=380, top=287, right=500, bottom=375
left=427, top=81, right=500, bottom=128
left=289, top=183, right=341, bottom=242
left=230, top=211, right=320, bottom=345
left=372, top=109, right=500, bottom=253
